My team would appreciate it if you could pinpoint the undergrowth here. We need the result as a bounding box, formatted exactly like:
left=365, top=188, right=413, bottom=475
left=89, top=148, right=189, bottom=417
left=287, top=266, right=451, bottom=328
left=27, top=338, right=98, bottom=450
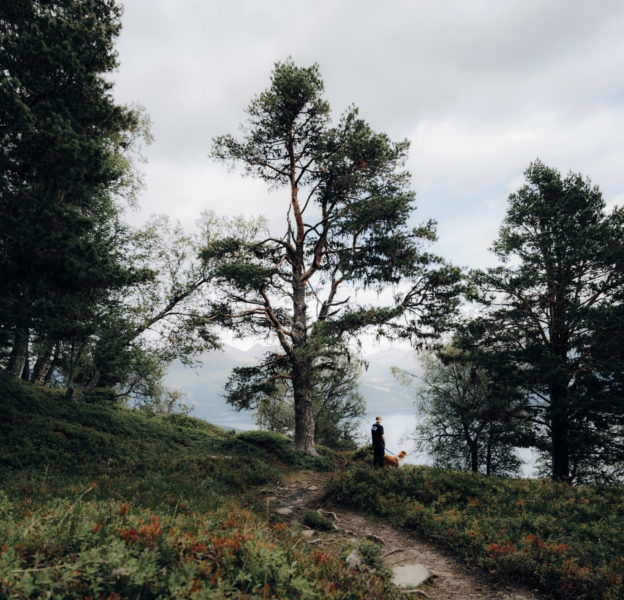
left=326, top=464, right=624, bottom=600
left=0, top=375, right=401, bottom=599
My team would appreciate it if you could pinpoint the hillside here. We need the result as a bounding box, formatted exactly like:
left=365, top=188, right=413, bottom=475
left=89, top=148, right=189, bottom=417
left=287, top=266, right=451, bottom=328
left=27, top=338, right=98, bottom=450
left=2, top=375, right=621, bottom=600
left=0, top=375, right=399, bottom=599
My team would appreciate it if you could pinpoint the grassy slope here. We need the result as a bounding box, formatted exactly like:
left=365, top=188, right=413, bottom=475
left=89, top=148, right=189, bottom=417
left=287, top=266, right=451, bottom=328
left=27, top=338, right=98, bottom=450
left=327, top=464, right=624, bottom=600
left=0, top=375, right=397, bottom=599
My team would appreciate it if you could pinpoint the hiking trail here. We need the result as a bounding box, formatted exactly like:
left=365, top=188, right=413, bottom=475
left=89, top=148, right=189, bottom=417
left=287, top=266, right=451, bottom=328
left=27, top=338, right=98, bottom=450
left=259, top=470, right=546, bottom=600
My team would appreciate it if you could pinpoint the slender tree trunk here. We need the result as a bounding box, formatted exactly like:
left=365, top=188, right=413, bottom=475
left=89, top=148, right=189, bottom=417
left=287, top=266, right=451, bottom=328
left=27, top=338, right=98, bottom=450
left=65, top=340, right=86, bottom=400
left=550, top=385, right=570, bottom=482
left=77, top=368, right=101, bottom=402
left=469, top=441, right=479, bottom=472
left=486, top=433, right=493, bottom=476
left=463, top=422, right=479, bottom=472
left=31, top=342, right=54, bottom=385
left=7, top=328, right=29, bottom=378
left=43, top=343, right=60, bottom=386
left=21, top=344, right=31, bottom=381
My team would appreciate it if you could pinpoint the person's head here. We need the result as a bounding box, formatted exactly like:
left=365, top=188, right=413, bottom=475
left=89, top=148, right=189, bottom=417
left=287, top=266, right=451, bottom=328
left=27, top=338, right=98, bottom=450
left=375, top=416, right=382, bottom=423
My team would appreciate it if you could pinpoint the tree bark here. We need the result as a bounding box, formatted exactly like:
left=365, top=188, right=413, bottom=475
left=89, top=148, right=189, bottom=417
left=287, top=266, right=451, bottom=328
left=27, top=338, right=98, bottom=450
left=77, top=368, right=101, bottom=402
left=43, top=344, right=60, bottom=386
left=550, top=385, right=570, bottom=482
left=291, top=276, right=317, bottom=455
left=7, top=328, right=29, bottom=378
left=292, top=361, right=317, bottom=455
left=21, top=343, right=30, bottom=381
left=486, top=434, right=493, bottom=476
left=31, top=342, right=54, bottom=385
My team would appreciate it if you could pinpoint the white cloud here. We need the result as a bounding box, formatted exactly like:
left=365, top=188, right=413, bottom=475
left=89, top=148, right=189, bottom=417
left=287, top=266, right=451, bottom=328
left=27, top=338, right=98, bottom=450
left=113, top=0, right=624, bottom=273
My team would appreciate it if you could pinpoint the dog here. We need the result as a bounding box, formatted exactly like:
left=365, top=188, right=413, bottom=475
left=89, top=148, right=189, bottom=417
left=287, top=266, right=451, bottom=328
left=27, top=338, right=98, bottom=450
left=383, top=450, right=407, bottom=468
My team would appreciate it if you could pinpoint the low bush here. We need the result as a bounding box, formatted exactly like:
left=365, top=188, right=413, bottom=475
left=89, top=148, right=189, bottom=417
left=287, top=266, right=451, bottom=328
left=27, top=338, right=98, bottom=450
left=302, top=509, right=336, bottom=532
left=236, top=430, right=337, bottom=471
left=0, top=492, right=396, bottom=599
left=326, top=465, right=624, bottom=600
left=0, top=377, right=403, bottom=599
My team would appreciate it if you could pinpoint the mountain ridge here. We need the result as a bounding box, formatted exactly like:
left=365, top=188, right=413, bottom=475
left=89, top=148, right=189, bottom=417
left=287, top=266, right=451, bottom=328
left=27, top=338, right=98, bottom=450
left=165, top=344, right=421, bottom=431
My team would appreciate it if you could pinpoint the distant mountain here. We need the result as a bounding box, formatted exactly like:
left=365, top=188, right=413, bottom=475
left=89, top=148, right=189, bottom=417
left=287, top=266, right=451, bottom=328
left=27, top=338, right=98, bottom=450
left=164, top=344, right=421, bottom=431
left=360, top=347, right=421, bottom=415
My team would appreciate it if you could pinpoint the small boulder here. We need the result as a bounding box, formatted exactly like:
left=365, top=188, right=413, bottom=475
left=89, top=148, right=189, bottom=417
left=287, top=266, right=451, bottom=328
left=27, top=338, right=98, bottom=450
left=345, top=550, right=361, bottom=570
left=391, top=564, right=431, bottom=589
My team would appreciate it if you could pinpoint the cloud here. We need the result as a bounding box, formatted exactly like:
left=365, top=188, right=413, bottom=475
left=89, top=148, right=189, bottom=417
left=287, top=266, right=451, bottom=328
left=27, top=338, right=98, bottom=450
left=113, top=0, right=624, bottom=272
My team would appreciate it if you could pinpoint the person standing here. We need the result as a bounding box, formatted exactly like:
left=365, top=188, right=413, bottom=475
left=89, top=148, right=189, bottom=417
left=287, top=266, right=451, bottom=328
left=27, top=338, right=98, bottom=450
left=371, top=416, right=385, bottom=469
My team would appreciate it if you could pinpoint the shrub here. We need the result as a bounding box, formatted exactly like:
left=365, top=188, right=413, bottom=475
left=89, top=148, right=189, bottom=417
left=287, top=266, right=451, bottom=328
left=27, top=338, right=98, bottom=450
left=302, top=509, right=336, bottom=531
left=326, top=465, right=624, bottom=600
left=236, top=430, right=337, bottom=471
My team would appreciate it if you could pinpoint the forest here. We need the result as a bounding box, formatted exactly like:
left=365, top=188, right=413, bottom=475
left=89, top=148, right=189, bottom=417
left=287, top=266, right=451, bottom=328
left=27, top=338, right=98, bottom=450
left=2, top=0, right=624, bottom=487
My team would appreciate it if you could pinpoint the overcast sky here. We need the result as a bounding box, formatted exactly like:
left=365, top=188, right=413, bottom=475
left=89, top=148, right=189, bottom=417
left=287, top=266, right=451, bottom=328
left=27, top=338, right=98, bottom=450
left=111, top=0, right=624, bottom=271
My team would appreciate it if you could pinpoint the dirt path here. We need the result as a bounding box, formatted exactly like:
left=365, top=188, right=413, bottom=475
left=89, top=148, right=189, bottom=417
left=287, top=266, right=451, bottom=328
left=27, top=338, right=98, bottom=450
left=259, top=471, right=546, bottom=600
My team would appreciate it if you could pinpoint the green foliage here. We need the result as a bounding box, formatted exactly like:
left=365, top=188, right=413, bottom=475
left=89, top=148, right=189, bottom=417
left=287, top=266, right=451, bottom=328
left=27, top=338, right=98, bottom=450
left=0, top=0, right=150, bottom=352
left=464, top=161, right=624, bottom=482
left=0, top=498, right=396, bottom=599
left=236, top=430, right=337, bottom=471
left=0, top=376, right=400, bottom=599
left=249, top=351, right=366, bottom=451
left=327, top=464, right=624, bottom=599
left=83, top=387, right=120, bottom=407
left=302, top=509, right=336, bottom=532
left=0, top=373, right=276, bottom=499
left=357, top=540, right=392, bottom=580
left=405, top=347, right=524, bottom=476
left=209, top=58, right=463, bottom=453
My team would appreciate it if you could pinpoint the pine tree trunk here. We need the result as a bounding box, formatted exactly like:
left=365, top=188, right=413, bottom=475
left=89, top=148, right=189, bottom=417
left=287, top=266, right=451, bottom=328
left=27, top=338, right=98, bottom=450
left=291, top=268, right=317, bottom=455
left=293, top=372, right=317, bottom=455
left=469, top=441, right=479, bottom=472
left=550, top=386, right=570, bottom=482
left=486, top=434, right=493, bottom=476
left=43, top=344, right=60, bottom=386
left=21, top=344, right=30, bottom=381
left=7, top=328, right=29, bottom=378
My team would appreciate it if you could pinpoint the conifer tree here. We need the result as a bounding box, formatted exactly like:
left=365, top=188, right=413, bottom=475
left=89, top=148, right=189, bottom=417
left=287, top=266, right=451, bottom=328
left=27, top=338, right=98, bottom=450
left=208, top=60, right=462, bottom=454
left=465, top=160, right=624, bottom=482
left=0, top=0, right=149, bottom=374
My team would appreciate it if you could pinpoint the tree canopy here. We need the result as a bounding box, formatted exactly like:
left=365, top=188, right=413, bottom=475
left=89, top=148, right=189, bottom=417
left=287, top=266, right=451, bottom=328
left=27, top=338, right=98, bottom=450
left=0, top=0, right=149, bottom=374
left=402, top=346, right=524, bottom=476
left=207, top=60, right=462, bottom=454
left=462, top=160, right=624, bottom=482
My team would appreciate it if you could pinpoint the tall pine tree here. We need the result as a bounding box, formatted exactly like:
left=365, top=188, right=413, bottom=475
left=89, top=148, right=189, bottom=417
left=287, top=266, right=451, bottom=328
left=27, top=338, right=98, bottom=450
left=466, top=160, right=624, bottom=482
left=0, top=0, right=148, bottom=375
left=207, top=60, right=462, bottom=454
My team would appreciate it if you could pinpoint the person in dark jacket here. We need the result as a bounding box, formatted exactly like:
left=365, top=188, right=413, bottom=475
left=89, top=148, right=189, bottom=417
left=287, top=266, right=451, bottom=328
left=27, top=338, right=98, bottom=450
left=371, top=416, right=385, bottom=469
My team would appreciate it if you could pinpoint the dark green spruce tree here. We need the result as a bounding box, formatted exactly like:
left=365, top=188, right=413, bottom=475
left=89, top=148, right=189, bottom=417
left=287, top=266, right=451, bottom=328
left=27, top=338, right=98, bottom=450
left=207, top=60, right=462, bottom=454
left=465, top=160, right=624, bottom=482
left=0, top=0, right=149, bottom=376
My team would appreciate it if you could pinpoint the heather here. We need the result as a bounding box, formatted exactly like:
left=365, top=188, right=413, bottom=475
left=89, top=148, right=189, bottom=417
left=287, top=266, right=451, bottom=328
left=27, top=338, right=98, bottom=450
left=0, top=377, right=394, bottom=599
left=327, top=464, right=624, bottom=599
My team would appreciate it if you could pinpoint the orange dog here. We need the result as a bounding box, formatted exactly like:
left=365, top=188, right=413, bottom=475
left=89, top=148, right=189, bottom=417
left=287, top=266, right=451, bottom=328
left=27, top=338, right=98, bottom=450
left=383, top=450, right=407, bottom=468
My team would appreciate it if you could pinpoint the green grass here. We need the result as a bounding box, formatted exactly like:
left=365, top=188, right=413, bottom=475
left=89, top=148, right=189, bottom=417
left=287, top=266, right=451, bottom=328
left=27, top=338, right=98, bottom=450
left=326, top=464, right=624, bottom=600
left=0, top=375, right=401, bottom=599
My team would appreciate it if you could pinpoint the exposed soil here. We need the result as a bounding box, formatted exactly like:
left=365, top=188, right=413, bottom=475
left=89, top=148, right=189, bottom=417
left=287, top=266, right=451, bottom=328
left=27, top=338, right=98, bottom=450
left=259, top=470, right=547, bottom=600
